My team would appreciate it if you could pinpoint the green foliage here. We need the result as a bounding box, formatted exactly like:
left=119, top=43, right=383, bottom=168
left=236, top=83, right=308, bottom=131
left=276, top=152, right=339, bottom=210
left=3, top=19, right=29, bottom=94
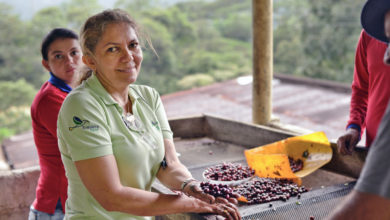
left=212, top=69, right=239, bottom=81
left=177, top=0, right=251, bottom=21
left=0, top=80, right=36, bottom=143
left=0, top=3, right=44, bottom=87
left=273, top=0, right=366, bottom=83
left=177, top=73, right=215, bottom=90
left=215, top=13, right=252, bottom=42
left=31, top=7, right=67, bottom=30
left=273, top=0, right=307, bottom=76
left=0, top=0, right=372, bottom=141
left=0, top=0, right=103, bottom=91
left=143, top=6, right=196, bottom=45
left=0, top=80, right=36, bottom=111
left=115, top=0, right=160, bottom=12
left=0, top=127, right=14, bottom=144
left=61, top=0, right=102, bottom=30
left=0, top=106, right=32, bottom=143
left=130, top=1, right=253, bottom=94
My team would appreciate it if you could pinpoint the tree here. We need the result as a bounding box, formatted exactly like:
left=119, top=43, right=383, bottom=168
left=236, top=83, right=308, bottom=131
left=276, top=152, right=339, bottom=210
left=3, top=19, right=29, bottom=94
left=0, top=0, right=372, bottom=143
left=0, top=3, right=44, bottom=87
left=273, top=0, right=308, bottom=76
left=177, top=73, right=215, bottom=90
left=215, top=13, right=252, bottom=42
left=115, top=0, right=160, bottom=15
left=0, top=80, right=36, bottom=143
left=135, top=16, right=179, bottom=94
left=273, top=0, right=366, bottom=83
left=61, top=0, right=102, bottom=30
left=300, top=0, right=364, bottom=82
left=0, top=80, right=36, bottom=111
left=0, top=0, right=103, bottom=90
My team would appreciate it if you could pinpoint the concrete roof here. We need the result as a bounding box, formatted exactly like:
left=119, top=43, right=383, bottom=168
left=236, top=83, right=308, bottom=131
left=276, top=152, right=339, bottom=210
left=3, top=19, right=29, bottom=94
left=1, top=73, right=356, bottom=170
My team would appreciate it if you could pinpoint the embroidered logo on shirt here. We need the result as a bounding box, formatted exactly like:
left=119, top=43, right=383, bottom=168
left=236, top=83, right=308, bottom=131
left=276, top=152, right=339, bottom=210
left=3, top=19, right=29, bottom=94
left=69, top=116, right=99, bottom=131
left=151, top=121, right=160, bottom=130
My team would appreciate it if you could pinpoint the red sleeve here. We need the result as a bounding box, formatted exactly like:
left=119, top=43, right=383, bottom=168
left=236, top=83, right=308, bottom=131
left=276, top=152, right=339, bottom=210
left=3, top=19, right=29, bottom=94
left=36, top=92, right=64, bottom=138
left=348, top=30, right=370, bottom=133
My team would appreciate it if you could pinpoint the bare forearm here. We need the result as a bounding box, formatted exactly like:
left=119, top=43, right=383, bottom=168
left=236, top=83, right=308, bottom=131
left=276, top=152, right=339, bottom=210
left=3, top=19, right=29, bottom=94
left=74, top=153, right=238, bottom=218
left=157, top=139, right=193, bottom=190
left=157, top=160, right=192, bottom=190
left=106, top=187, right=209, bottom=216
left=327, top=190, right=390, bottom=220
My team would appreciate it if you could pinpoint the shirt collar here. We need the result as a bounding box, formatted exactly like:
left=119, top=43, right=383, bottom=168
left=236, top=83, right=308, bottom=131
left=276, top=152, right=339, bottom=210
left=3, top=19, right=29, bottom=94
left=48, top=72, right=72, bottom=93
left=85, top=73, right=140, bottom=105
left=129, top=85, right=141, bottom=101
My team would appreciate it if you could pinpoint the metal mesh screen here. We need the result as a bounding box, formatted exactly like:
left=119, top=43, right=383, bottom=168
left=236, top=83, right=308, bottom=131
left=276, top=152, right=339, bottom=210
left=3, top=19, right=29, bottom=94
left=241, top=182, right=355, bottom=220
left=186, top=159, right=355, bottom=220
left=154, top=137, right=356, bottom=220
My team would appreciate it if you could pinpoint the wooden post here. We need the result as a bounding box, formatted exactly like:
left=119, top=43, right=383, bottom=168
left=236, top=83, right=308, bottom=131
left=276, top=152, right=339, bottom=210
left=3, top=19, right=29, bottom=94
left=252, top=0, right=273, bottom=125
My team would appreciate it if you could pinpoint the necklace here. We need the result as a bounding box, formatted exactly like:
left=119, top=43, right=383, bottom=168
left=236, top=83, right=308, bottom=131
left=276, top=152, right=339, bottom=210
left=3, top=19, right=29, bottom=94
left=121, top=97, right=157, bottom=149
left=125, top=96, right=135, bottom=123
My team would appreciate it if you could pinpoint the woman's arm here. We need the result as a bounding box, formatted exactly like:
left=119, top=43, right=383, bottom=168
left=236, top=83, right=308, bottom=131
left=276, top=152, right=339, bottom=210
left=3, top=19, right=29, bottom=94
left=156, top=139, right=238, bottom=205
left=156, top=139, right=193, bottom=190
left=75, top=154, right=240, bottom=219
left=149, top=88, right=199, bottom=192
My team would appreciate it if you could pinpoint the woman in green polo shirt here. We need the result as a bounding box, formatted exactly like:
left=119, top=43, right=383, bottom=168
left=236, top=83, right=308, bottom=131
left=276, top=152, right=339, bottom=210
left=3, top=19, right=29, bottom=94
left=57, top=9, right=241, bottom=220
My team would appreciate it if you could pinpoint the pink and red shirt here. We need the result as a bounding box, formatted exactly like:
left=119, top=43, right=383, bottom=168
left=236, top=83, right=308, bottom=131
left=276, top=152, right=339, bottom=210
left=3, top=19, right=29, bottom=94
left=30, top=74, right=71, bottom=214
left=348, top=30, right=390, bottom=147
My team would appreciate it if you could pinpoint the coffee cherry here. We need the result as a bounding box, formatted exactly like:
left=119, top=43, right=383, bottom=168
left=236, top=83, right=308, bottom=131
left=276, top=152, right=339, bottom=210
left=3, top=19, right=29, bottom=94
left=204, top=162, right=255, bottom=181
left=289, top=157, right=304, bottom=172
left=233, top=178, right=308, bottom=204
left=200, top=182, right=239, bottom=200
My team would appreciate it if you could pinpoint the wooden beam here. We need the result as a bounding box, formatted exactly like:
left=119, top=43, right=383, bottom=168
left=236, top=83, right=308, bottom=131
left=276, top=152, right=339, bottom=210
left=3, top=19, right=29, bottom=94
left=252, top=0, right=273, bottom=125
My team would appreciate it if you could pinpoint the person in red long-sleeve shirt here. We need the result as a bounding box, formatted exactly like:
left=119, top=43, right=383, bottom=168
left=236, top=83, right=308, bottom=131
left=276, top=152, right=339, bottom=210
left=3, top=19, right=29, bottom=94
left=29, top=28, right=82, bottom=220
left=327, top=1, right=390, bottom=219
left=337, top=29, right=390, bottom=155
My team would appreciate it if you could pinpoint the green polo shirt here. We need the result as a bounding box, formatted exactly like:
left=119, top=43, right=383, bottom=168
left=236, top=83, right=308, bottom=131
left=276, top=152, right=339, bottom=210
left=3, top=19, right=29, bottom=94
left=57, top=74, right=172, bottom=220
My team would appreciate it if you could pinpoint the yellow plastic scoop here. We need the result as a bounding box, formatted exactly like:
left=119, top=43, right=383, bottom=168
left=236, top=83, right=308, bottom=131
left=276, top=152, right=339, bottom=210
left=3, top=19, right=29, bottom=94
left=244, top=132, right=332, bottom=184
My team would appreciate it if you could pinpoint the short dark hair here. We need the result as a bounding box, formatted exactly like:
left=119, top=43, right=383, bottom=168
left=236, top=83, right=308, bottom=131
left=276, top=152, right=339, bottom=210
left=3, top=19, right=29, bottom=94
left=41, top=28, right=79, bottom=61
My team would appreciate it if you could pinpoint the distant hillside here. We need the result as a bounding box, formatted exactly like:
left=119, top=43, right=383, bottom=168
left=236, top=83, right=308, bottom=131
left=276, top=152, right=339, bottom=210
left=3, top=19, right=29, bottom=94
left=0, top=0, right=207, bottom=20
left=0, top=0, right=110, bottom=20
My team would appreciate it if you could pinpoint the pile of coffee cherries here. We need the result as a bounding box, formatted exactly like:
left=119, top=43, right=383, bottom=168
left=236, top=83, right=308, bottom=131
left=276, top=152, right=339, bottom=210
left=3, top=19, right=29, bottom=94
left=233, top=178, right=308, bottom=204
left=289, top=157, right=304, bottom=172
left=200, top=182, right=240, bottom=200
left=203, top=162, right=255, bottom=181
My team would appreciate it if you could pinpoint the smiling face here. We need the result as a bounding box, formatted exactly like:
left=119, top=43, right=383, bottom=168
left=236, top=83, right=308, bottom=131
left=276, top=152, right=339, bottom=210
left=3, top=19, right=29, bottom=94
left=84, top=22, right=143, bottom=89
left=42, top=38, right=82, bottom=85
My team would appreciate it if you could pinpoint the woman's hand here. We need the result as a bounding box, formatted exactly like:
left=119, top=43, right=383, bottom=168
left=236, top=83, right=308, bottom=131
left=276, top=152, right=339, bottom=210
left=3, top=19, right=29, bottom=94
left=207, top=201, right=241, bottom=220
left=182, top=180, right=239, bottom=205
left=182, top=180, right=215, bottom=203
